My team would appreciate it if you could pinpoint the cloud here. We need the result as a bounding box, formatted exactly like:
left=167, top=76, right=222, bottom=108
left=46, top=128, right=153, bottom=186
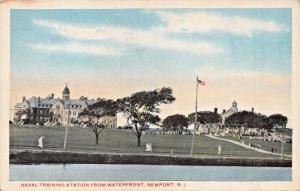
left=30, top=42, right=121, bottom=56
left=152, top=11, right=287, bottom=37
left=32, top=19, right=223, bottom=54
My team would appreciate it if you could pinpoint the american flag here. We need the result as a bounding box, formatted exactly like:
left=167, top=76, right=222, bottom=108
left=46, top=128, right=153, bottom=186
left=197, top=79, right=206, bottom=86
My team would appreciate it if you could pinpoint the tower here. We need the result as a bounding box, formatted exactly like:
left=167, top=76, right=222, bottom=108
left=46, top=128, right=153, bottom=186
left=231, top=100, right=238, bottom=112
left=62, top=84, right=70, bottom=100
left=232, top=100, right=237, bottom=108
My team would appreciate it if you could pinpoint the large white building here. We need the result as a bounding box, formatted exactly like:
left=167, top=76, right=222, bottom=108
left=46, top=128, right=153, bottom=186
left=13, top=85, right=117, bottom=128
left=221, top=101, right=238, bottom=124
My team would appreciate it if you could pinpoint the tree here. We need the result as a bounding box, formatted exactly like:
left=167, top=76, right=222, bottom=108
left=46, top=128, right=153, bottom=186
left=268, top=114, right=288, bottom=129
left=117, top=87, right=175, bottom=146
left=225, top=111, right=255, bottom=128
left=253, top=114, right=269, bottom=129
left=225, top=111, right=269, bottom=129
left=79, top=96, right=88, bottom=101
left=14, top=109, right=30, bottom=123
left=162, top=114, right=189, bottom=132
left=188, top=111, right=222, bottom=125
left=49, top=111, right=54, bottom=123
left=79, top=99, right=117, bottom=144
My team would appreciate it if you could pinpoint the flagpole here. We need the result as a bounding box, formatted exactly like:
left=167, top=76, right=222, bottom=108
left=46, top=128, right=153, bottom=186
left=190, top=77, right=199, bottom=156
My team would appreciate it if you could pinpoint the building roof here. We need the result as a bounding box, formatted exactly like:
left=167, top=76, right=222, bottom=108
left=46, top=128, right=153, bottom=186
left=63, top=86, right=70, bottom=94
left=18, top=96, right=97, bottom=109
left=221, top=101, right=238, bottom=118
left=27, top=96, right=57, bottom=108
left=14, top=103, right=21, bottom=108
left=64, top=99, right=88, bottom=109
left=16, top=84, right=99, bottom=110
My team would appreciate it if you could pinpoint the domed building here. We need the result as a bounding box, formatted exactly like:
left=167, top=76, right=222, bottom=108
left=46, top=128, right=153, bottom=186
left=51, top=85, right=97, bottom=125
left=62, top=85, right=70, bottom=100
left=13, top=85, right=117, bottom=128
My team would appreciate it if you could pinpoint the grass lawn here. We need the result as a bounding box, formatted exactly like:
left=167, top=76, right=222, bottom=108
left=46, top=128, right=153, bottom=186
left=10, top=125, right=285, bottom=159
left=219, top=136, right=292, bottom=155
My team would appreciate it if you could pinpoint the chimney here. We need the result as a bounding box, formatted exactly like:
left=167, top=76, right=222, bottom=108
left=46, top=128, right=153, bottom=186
left=51, top=93, right=54, bottom=99
left=38, top=96, right=41, bottom=103
left=251, top=107, right=254, bottom=113
left=214, top=108, right=218, bottom=114
left=222, top=109, right=226, bottom=114
left=22, top=96, right=25, bottom=102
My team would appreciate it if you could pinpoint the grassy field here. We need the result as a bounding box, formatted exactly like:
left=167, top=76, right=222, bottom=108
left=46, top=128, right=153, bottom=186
left=9, top=125, right=289, bottom=159
left=219, top=136, right=292, bottom=155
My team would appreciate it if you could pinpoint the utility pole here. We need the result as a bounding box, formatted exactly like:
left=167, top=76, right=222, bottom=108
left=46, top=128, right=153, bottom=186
left=280, top=133, right=285, bottom=159
left=63, top=109, right=70, bottom=151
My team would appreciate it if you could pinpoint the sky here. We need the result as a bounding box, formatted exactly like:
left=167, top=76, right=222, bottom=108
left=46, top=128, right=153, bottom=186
left=10, top=9, right=292, bottom=126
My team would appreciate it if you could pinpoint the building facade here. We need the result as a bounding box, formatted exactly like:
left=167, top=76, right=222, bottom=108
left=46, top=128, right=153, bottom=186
left=13, top=85, right=117, bottom=128
left=221, top=100, right=238, bottom=124
left=13, top=94, right=56, bottom=124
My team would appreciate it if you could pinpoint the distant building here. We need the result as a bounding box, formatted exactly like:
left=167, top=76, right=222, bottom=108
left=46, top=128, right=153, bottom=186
left=13, top=94, right=57, bottom=124
left=221, top=101, right=238, bottom=124
left=13, top=85, right=117, bottom=128
left=51, top=85, right=98, bottom=125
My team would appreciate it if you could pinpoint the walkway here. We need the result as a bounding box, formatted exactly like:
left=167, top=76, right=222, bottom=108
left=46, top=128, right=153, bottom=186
left=205, top=134, right=292, bottom=158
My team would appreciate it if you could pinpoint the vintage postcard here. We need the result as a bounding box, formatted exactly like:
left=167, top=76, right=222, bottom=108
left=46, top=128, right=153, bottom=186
left=0, top=0, right=300, bottom=191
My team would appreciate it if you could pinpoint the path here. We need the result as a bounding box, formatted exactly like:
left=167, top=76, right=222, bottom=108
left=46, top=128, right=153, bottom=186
left=205, top=134, right=292, bottom=158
